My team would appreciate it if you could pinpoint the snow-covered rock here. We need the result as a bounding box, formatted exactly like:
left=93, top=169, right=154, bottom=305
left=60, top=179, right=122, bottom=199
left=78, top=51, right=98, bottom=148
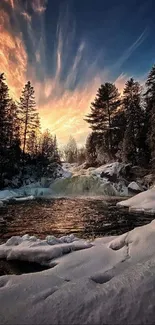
left=1, top=221, right=155, bottom=324
left=117, top=187, right=155, bottom=213
left=128, top=181, right=143, bottom=193
left=0, top=162, right=146, bottom=200
left=50, top=162, right=131, bottom=197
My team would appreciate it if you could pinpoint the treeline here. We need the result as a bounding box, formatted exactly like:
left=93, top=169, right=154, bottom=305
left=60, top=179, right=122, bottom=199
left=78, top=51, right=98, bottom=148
left=0, top=73, right=61, bottom=188
left=85, top=65, right=155, bottom=168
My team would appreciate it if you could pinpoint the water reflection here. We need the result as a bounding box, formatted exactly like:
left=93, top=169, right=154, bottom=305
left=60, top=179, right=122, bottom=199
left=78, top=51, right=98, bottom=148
left=0, top=197, right=154, bottom=242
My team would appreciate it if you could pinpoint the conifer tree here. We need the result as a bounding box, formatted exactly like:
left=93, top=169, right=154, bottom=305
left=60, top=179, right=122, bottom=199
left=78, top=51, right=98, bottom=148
left=85, top=132, right=98, bottom=165
left=85, top=83, right=120, bottom=156
left=6, top=100, right=20, bottom=147
left=145, top=65, right=155, bottom=166
left=0, top=73, right=10, bottom=147
left=110, top=108, right=126, bottom=159
left=122, top=78, right=144, bottom=165
left=53, top=135, right=61, bottom=164
left=64, top=136, right=77, bottom=163
left=18, top=81, right=38, bottom=155
left=27, top=113, right=41, bottom=157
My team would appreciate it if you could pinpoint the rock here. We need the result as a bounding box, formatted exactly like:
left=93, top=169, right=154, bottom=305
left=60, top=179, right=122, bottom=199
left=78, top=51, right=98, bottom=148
left=128, top=181, right=143, bottom=194
left=5, top=236, right=22, bottom=246
left=143, top=174, right=155, bottom=188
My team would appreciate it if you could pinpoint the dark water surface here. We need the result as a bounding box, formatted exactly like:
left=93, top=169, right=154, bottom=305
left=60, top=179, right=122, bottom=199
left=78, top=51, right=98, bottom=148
left=0, top=197, right=154, bottom=242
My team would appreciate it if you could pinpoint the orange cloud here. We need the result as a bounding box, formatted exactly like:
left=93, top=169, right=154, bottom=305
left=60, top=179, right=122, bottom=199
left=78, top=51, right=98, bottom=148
left=115, top=73, right=129, bottom=94
left=4, top=0, right=15, bottom=9
left=0, top=10, right=27, bottom=99
left=0, top=0, right=134, bottom=147
left=37, top=76, right=104, bottom=146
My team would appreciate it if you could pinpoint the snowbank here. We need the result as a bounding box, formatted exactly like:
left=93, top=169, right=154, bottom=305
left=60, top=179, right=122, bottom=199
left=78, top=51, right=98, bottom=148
left=1, top=221, right=155, bottom=323
left=117, top=187, right=155, bottom=213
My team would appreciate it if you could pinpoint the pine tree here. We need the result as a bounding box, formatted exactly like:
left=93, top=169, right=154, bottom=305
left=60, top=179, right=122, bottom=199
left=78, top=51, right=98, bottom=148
left=64, top=136, right=77, bottom=163
left=6, top=100, right=20, bottom=147
left=27, top=113, right=41, bottom=157
left=111, top=108, right=126, bottom=159
left=37, top=130, right=61, bottom=177
left=122, top=78, right=144, bottom=165
left=85, top=83, right=120, bottom=156
left=0, top=75, right=21, bottom=187
left=18, top=81, right=38, bottom=155
left=0, top=73, right=10, bottom=147
left=145, top=65, right=155, bottom=166
left=85, top=132, right=98, bottom=165
left=53, top=135, right=61, bottom=164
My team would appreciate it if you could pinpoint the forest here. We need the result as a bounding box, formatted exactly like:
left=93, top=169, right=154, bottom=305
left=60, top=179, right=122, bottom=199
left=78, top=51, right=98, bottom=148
left=0, top=64, right=155, bottom=188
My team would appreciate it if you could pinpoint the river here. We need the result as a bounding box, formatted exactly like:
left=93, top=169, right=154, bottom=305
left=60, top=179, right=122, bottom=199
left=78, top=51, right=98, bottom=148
left=0, top=197, right=154, bottom=243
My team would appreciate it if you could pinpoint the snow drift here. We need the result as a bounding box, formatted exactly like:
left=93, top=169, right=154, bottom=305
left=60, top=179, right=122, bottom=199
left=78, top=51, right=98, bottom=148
left=1, top=221, right=155, bottom=324
left=117, top=186, right=155, bottom=213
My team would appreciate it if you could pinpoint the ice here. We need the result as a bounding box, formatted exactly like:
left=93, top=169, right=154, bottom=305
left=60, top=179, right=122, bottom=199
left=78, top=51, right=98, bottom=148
left=1, top=222, right=155, bottom=323
left=0, top=189, right=19, bottom=201
left=50, top=162, right=130, bottom=197
left=117, top=187, right=155, bottom=213
left=14, top=196, right=35, bottom=202
left=0, top=162, right=133, bottom=200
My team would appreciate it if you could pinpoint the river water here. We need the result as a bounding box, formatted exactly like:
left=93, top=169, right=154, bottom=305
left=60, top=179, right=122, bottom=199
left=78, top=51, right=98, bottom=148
left=0, top=197, right=154, bottom=243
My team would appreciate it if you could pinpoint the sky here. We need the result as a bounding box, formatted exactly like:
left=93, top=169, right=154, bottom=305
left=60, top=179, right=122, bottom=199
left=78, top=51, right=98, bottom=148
left=0, top=0, right=155, bottom=146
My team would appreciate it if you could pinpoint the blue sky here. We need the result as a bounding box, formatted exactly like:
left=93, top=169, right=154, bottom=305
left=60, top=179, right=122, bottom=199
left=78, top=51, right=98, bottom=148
left=0, top=0, right=155, bottom=144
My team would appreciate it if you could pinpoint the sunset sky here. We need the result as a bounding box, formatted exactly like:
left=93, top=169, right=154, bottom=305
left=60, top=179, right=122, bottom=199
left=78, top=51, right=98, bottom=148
left=0, top=0, right=155, bottom=146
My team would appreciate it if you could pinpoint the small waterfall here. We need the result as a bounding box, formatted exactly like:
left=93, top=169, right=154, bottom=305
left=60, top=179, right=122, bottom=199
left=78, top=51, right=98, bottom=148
left=50, top=175, right=117, bottom=196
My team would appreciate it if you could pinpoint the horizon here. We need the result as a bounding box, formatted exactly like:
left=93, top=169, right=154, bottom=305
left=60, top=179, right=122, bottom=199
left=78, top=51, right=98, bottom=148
left=0, top=0, right=155, bottom=146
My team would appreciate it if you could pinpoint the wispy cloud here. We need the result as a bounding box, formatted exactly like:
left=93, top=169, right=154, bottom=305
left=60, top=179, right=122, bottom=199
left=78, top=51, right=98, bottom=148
left=115, top=29, right=148, bottom=69
left=0, top=8, right=27, bottom=98
left=32, top=0, right=47, bottom=14
left=0, top=1, right=149, bottom=145
left=21, top=11, right=32, bottom=23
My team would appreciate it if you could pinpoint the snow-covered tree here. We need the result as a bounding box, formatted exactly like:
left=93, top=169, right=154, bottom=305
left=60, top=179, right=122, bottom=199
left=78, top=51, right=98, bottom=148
left=64, top=136, right=77, bottom=163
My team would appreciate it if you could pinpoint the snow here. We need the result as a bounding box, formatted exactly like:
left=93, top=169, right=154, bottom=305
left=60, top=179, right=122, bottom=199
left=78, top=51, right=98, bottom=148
left=0, top=189, right=19, bottom=201
left=14, top=195, right=35, bottom=202
left=0, top=162, right=144, bottom=200
left=1, top=221, right=155, bottom=323
left=128, top=181, right=142, bottom=192
left=91, top=162, right=123, bottom=177
left=50, top=162, right=130, bottom=197
left=117, top=187, right=155, bottom=213
left=0, top=234, right=92, bottom=264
